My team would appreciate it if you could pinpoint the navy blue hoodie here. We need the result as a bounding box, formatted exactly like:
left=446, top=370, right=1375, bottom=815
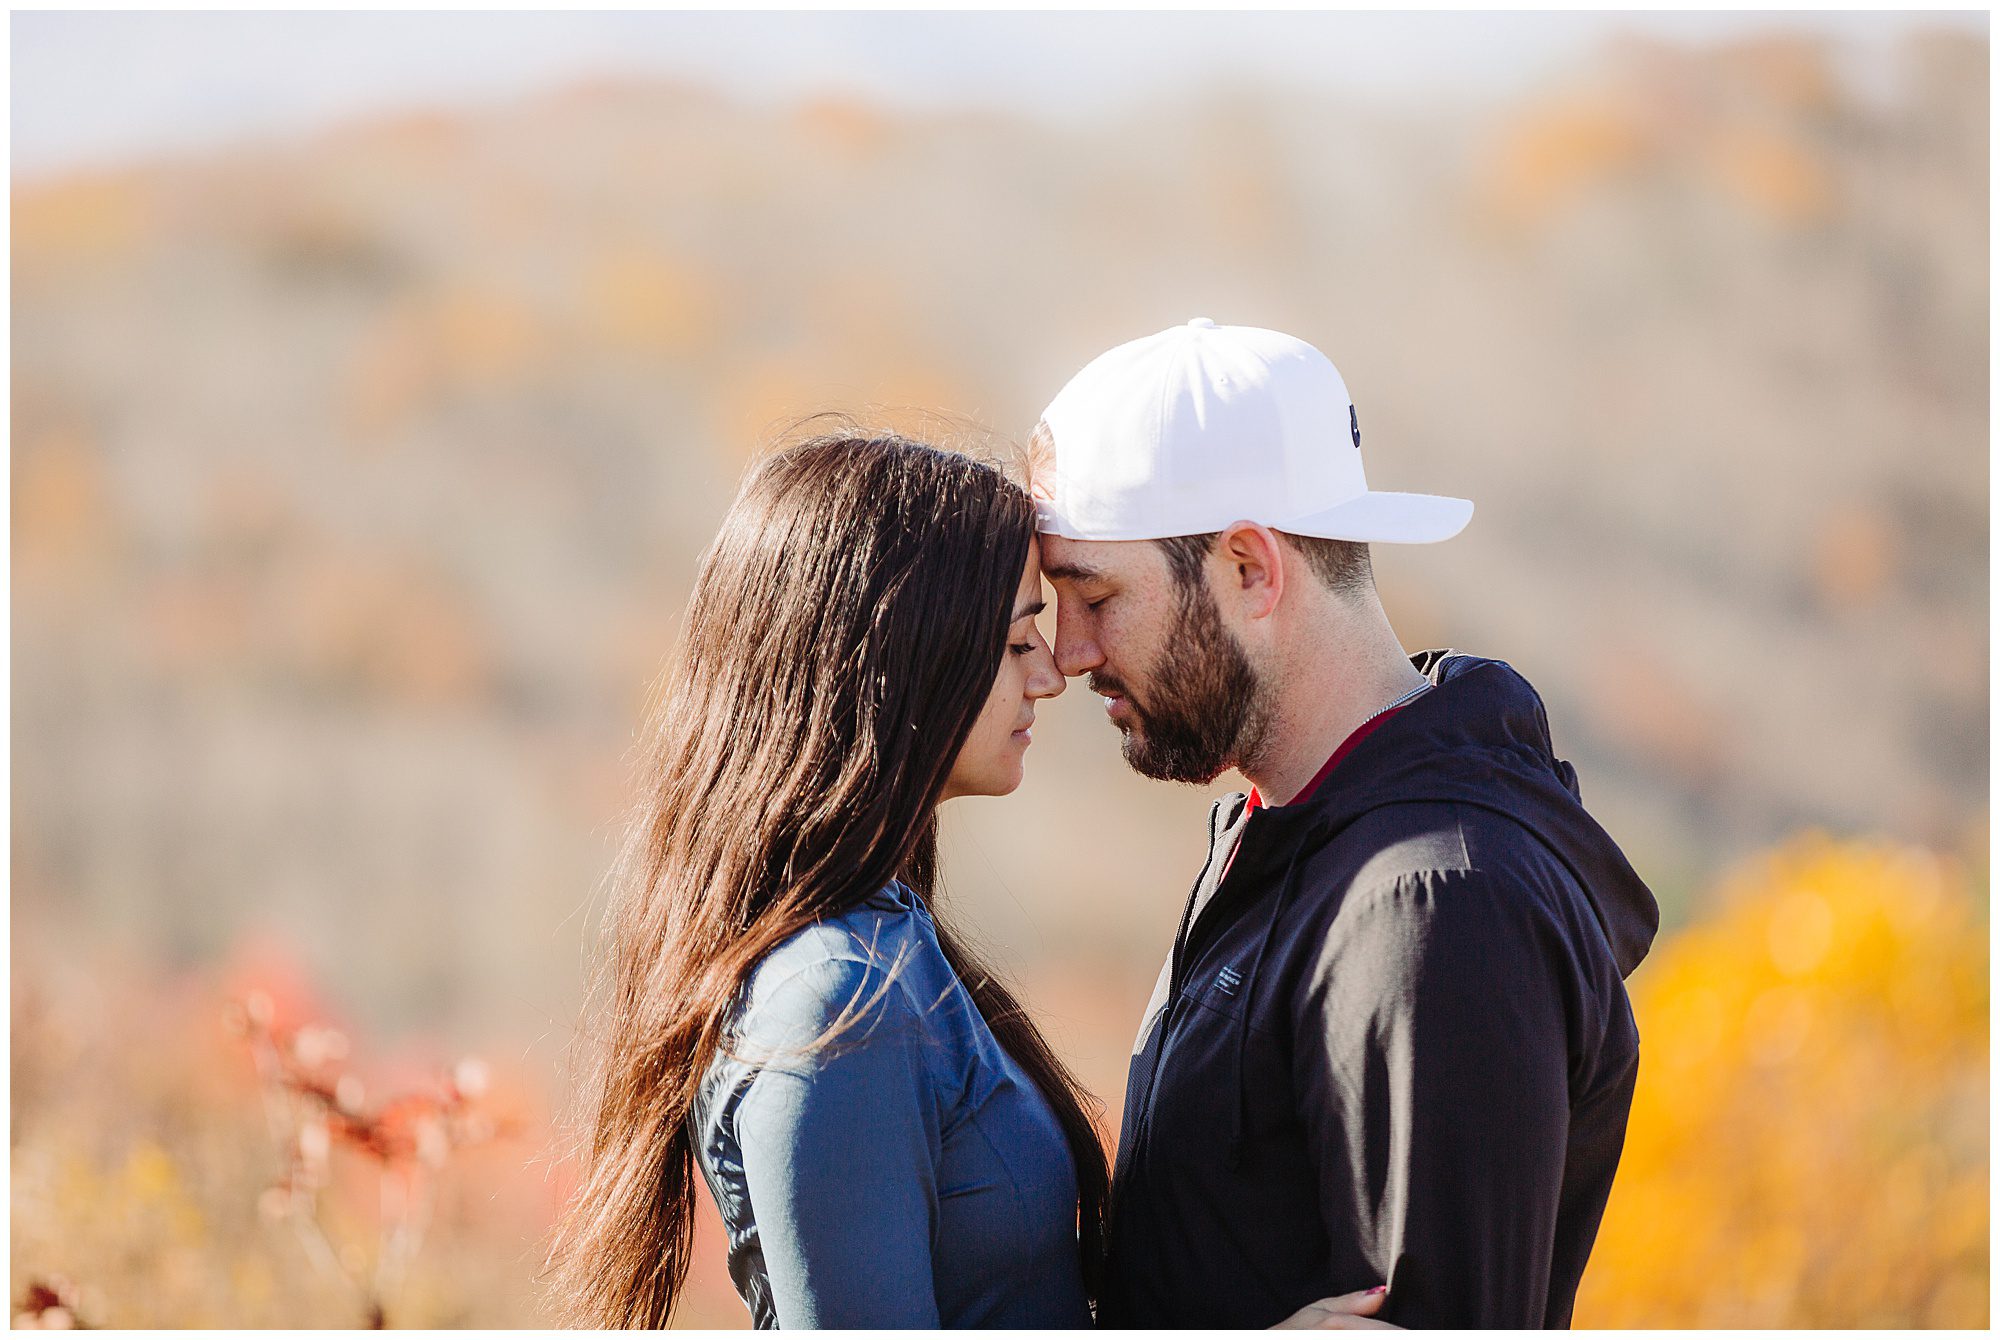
left=1097, top=651, right=1658, bottom=1328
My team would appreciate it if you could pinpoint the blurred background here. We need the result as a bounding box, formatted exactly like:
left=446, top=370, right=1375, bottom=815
left=10, top=10, right=1988, bottom=1329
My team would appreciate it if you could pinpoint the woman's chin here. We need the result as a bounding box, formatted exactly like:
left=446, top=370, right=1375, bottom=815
left=941, top=745, right=1032, bottom=801
left=958, top=767, right=1026, bottom=801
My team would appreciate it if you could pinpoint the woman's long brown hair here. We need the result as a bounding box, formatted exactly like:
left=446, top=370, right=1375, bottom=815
left=543, top=432, right=1109, bottom=1327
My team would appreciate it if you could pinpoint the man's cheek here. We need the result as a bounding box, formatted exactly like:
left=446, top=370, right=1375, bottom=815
left=1103, top=619, right=1143, bottom=669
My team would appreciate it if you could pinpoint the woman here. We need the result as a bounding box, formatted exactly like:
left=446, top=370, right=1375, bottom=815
left=546, top=432, right=1389, bottom=1329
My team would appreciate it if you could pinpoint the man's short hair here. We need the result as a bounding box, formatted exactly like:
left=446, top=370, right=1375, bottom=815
left=1154, top=530, right=1374, bottom=598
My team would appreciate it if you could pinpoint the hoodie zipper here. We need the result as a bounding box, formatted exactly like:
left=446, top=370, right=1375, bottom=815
left=1131, top=798, right=1234, bottom=1164
left=1136, top=800, right=1256, bottom=1168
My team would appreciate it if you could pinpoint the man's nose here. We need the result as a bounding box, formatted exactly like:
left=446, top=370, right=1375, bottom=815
left=1053, top=606, right=1103, bottom=679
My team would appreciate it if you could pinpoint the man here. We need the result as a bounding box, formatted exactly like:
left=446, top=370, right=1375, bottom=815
left=1031, top=319, right=1658, bottom=1328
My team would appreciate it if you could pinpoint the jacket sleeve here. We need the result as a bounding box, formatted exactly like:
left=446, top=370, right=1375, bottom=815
left=733, top=958, right=944, bottom=1328
left=1289, top=867, right=1572, bottom=1327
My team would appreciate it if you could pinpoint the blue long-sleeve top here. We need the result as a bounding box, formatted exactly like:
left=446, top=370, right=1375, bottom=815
left=691, top=880, right=1093, bottom=1329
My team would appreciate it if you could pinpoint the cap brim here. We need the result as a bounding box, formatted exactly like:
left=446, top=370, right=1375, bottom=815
left=1274, top=490, right=1473, bottom=544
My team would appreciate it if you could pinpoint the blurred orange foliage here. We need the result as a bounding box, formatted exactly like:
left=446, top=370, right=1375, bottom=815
left=1584, top=642, right=1728, bottom=786
left=1704, top=125, right=1832, bottom=226
left=11, top=942, right=555, bottom=1328
left=1813, top=503, right=1900, bottom=613
left=1486, top=100, right=1651, bottom=228
left=584, top=246, right=718, bottom=357
left=13, top=427, right=121, bottom=578
left=795, top=94, right=895, bottom=163
left=273, top=549, right=492, bottom=704
left=1480, top=35, right=1838, bottom=232
left=11, top=172, right=149, bottom=267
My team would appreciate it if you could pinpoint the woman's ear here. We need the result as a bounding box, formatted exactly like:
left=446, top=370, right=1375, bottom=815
left=1214, top=521, right=1285, bottom=620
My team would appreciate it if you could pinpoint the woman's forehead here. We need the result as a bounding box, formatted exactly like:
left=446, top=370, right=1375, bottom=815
left=1016, top=545, right=1047, bottom=608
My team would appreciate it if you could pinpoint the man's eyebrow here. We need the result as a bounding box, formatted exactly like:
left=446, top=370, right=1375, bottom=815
left=1040, top=561, right=1105, bottom=584
left=1011, top=598, right=1047, bottom=621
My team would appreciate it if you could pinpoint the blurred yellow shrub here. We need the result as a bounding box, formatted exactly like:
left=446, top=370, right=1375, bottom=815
left=1575, top=834, right=1988, bottom=1327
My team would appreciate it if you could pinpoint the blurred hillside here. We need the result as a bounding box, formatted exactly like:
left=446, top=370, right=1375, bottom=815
left=12, top=23, right=1987, bottom=1088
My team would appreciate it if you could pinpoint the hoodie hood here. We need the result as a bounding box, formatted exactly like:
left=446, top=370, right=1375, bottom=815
left=1264, top=649, right=1658, bottom=975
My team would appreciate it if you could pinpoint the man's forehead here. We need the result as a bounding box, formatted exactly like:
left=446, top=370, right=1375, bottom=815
left=1038, top=535, right=1160, bottom=584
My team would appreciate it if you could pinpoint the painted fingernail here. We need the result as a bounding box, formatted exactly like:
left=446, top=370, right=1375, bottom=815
left=1366, top=1285, right=1388, bottom=1295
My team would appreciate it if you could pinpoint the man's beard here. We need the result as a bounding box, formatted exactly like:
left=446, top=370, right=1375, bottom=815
left=1094, top=581, right=1269, bottom=785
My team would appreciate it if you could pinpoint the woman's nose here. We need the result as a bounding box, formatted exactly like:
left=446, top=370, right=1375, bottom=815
left=1026, top=638, right=1065, bottom=700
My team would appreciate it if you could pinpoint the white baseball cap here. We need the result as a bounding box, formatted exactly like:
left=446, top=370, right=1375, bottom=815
left=1034, top=318, right=1472, bottom=543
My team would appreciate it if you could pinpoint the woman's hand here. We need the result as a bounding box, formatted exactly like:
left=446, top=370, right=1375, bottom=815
left=1269, top=1285, right=1398, bottom=1329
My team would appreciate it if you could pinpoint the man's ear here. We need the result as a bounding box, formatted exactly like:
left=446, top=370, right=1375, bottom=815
left=1214, top=521, right=1285, bottom=620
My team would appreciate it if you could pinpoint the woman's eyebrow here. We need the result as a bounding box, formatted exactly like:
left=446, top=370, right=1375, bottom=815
left=1013, top=598, right=1047, bottom=621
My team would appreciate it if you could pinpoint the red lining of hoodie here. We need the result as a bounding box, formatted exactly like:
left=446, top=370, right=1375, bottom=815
left=1246, top=701, right=1412, bottom=813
